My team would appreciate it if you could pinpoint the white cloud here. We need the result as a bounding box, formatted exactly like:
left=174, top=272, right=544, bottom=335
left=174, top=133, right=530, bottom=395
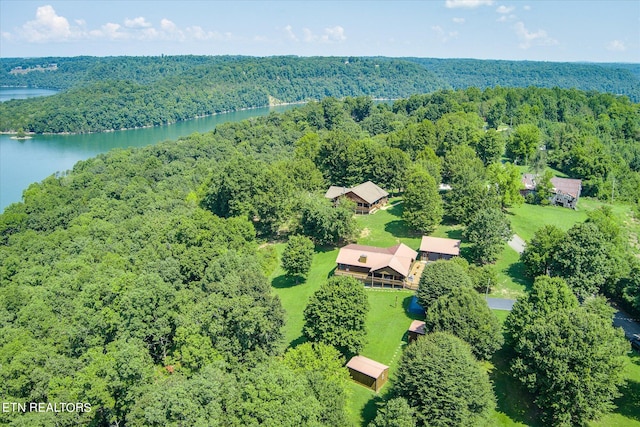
left=4, top=5, right=238, bottom=44
left=21, top=5, right=75, bottom=42
left=124, top=17, right=152, bottom=29
left=445, top=0, right=494, bottom=8
left=432, top=25, right=459, bottom=42
left=452, top=17, right=466, bottom=24
left=283, top=25, right=298, bottom=42
left=496, top=5, right=514, bottom=14
left=301, top=26, right=346, bottom=43
left=322, top=26, right=346, bottom=42
left=607, top=40, right=626, bottom=51
left=523, top=5, right=531, bottom=11
left=513, top=21, right=558, bottom=49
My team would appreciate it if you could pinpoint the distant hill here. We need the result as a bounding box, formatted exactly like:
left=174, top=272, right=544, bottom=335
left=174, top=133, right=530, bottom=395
left=405, top=58, right=640, bottom=101
left=1, top=55, right=638, bottom=133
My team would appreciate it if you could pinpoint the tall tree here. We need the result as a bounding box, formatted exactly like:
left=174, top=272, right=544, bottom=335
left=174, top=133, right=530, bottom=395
left=395, top=332, right=495, bottom=427
left=475, top=129, right=504, bottom=166
left=424, top=287, right=504, bottom=360
left=402, top=166, right=443, bottom=234
left=416, top=260, right=473, bottom=309
left=464, top=208, right=512, bottom=265
left=550, top=222, right=614, bottom=298
left=369, top=397, right=416, bottom=427
left=303, top=276, right=369, bottom=357
left=281, top=235, right=315, bottom=282
left=507, top=123, right=541, bottom=163
left=283, top=342, right=351, bottom=427
left=521, top=224, right=565, bottom=278
left=486, top=162, right=524, bottom=208
left=505, top=277, right=628, bottom=426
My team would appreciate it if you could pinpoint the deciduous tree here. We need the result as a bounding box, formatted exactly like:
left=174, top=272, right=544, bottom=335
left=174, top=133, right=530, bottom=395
left=424, top=287, right=504, bottom=359
left=416, top=260, right=472, bottom=308
left=402, top=167, right=443, bottom=234
left=464, top=208, right=512, bottom=265
left=303, top=276, right=369, bottom=357
left=505, top=277, right=628, bottom=426
left=395, top=332, right=495, bottom=427
left=281, top=235, right=315, bottom=282
left=521, top=224, right=565, bottom=277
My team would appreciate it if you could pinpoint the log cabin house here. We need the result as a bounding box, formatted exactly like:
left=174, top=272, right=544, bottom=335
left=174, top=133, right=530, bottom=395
left=335, top=243, right=418, bottom=288
left=324, top=181, right=389, bottom=214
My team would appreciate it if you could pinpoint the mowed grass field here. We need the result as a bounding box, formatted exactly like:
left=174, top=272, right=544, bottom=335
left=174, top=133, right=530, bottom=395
left=270, top=197, right=640, bottom=426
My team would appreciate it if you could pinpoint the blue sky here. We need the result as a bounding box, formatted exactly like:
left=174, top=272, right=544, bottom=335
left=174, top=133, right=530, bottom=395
left=1, top=1, right=638, bottom=62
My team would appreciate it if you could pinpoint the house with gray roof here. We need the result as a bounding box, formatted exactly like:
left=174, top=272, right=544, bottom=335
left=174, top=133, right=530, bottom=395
left=521, top=174, right=582, bottom=209
left=324, top=181, right=388, bottom=214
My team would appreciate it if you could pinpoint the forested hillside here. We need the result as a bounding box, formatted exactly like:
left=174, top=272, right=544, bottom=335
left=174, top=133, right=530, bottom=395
left=0, top=56, right=444, bottom=133
left=408, top=58, right=640, bottom=100
left=1, top=87, right=639, bottom=426
left=1, top=55, right=638, bottom=133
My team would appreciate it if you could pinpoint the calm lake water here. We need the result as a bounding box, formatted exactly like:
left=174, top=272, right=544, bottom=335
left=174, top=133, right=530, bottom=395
left=0, top=87, right=58, bottom=102
left=0, top=88, right=296, bottom=211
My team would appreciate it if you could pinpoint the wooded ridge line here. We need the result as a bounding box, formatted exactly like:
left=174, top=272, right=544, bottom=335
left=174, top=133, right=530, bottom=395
left=0, top=55, right=638, bottom=134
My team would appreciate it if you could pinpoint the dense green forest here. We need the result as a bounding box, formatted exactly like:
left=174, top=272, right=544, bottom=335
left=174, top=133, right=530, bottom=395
left=1, top=87, right=639, bottom=426
left=1, top=55, right=638, bottom=133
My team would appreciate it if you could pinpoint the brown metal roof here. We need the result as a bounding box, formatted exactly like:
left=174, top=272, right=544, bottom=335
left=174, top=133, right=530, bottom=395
left=408, top=320, right=427, bottom=335
left=520, top=174, right=582, bottom=198
left=346, top=355, right=389, bottom=378
left=336, top=243, right=418, bottom=278
left=324, top=181, right=388, bottom=204
left=419, top=236, right=461, bottom=256
left=550, top=177, right=582, bottom=198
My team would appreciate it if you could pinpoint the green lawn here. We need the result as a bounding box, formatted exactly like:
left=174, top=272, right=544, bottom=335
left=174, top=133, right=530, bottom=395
left=270, top=198, right=640, bottom=426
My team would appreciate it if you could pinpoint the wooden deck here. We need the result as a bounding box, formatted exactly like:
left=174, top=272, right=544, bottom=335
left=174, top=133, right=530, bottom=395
left=335, top=264, right=424, bottom=290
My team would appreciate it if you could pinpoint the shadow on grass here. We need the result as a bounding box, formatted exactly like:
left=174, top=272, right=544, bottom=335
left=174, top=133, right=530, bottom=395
left=614, top=378, right=640, bottom=422
left=384, top=220, right=421, bottom=239
left=361, top=393, right=385, bottom=426
left=506, top=261, right=533, bottom=291
left=445, top=228, right=464, bottom=240
left=314, top=244, right=338, bottom=253
left=288, top=335, right=307, bottom=349
left=386, top=202, right=404, bottom=218
left=271, top=274, right=303, bottom=289
left=490, top=346, right=541, bottom=426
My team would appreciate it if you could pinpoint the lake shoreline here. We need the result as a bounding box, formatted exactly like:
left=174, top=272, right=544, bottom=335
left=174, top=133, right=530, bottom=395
left=0, top=101, right=308, bottom=136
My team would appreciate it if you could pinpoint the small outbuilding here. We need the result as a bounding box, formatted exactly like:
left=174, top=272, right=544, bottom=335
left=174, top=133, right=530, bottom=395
left=407, top=320, right=427, bottom=343
left=419, top=236, right=461, bottom=261
left=346, top=355, right=389, bottom=392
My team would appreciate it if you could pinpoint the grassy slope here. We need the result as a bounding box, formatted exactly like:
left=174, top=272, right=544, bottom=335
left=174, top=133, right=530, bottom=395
left=270, top=197, right=640, bottom=426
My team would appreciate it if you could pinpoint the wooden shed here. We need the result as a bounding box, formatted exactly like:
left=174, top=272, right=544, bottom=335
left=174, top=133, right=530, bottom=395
left=419, top=236, right=461, bottom=261
left=407, top=320, right=426, bottom=343
left=346, top=355, right=389, bottom=392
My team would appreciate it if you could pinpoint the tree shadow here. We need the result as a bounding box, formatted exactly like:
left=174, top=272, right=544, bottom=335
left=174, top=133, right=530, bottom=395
left=361, top=393, right=384, bottom=426
left=489, top=346, right=542, bottom=426
left=271, top=274, right=300, bottom=289
left=445, top=228, right=464, bottom=240
left=288, top=334, right=307, bottom=349
left=314, top=244, right=337, bottom=253
left=384, top=220, right=420, bottom=239
left=506, top=261, right=533, bottom=291
left=386, top=202, right=404, bottom=218
left=614, top=378, right=640, bottom=422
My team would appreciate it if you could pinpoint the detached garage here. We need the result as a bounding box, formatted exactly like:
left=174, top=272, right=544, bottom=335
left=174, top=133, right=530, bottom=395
left=346, top=355, right=389, bottom=392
